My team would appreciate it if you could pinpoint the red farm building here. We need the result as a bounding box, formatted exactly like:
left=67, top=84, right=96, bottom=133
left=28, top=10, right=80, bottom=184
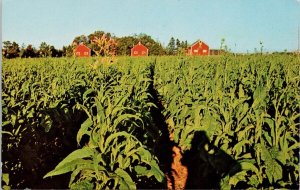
left=75, top=43, right=91, bottom=57
left=131, top=42, right=148, bottom=56
left=187, top=40, right=209, bottom=56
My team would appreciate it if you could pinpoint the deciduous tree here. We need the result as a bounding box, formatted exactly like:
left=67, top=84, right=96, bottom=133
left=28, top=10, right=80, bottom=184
left=2, top=41, right=20, bottom=58
left=39, top=42, right=51, bottom=57
left=22, top=45, right=37, bottom=58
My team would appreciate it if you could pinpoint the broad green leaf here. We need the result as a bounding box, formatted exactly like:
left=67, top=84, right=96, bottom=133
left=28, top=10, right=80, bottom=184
left=115, top=168, right=136, bottom=190
left=77, top=118, right=93, bottom=145
left=232, top=139, right=249, bottom=157
left=236, top=124, right=254, bottom=140
left=44, top=147, right=94, bottom=178
left=113, top=114, right=144, bottom=129
left=248, top=175, right=259, bottom=188
left=2, top=131, right=14, bottom=136
left=229, top=171, right=248, bottom=186
left=265, top=159, right=283, bottom=183
left=103, top=131, right=134, bottom=153
left=148, top=159, right=164, bottom=182
left=220, top=175, right=231, bottom=190
left=263, top=131, right=272, bottom=147
left=239, top=160, right=259, bottom=176
left=3, top=185, right=10, bottom=190
left=134, top=166, right=147, bottom=176
left=44, top=159, right=91, bottom=178
left=252, top=85, right=267, bottom=108
left=260, top=143, right=272, bottom=162
left=2, top=173, right=9, bottom=185
left=264, top=117, right=275, bottom=144
left=83, top=89, right=95, bottom=100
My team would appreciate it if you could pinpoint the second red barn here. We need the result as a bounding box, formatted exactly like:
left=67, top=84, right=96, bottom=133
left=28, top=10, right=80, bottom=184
left=131, top=42, right=148, bottom=56
left=74, top=43, right=91, bottom=57
left=187, top=40, right=209, bottom=56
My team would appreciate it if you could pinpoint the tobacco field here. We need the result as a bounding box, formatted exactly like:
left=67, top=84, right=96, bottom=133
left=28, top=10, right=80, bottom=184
left=2, top=54, right=300, bottom=189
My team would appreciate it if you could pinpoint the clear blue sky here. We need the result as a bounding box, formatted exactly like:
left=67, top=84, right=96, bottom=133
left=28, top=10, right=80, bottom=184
left=3, top=0, right=300, bottom=52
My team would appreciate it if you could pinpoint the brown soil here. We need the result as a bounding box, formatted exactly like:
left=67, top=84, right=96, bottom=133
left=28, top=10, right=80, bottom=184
left=166, top=145, right=188, bottom=190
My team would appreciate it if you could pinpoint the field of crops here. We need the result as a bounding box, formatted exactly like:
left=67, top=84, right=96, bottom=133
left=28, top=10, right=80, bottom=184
left=2, top=54, right=299, bottom=189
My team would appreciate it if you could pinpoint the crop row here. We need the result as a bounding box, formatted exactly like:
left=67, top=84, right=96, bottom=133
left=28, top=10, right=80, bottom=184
left=2, top=55, right=299, bottom=189
left=2, top=57, right=165, bottom=189
left=154, top=55, right=300, bottom=189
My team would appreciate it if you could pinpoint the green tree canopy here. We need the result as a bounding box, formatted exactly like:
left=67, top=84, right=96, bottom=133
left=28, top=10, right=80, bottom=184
left=39, top=42, right=51, bottom=57
left=116, top=36, right=137, bottom=55
left=2, top=41, right=20, bottom=58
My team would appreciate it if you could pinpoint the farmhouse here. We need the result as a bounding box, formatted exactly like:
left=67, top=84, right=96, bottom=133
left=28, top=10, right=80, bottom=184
left=131, top=42, right=148, bottom=56
left=187, top=40, right=209, bottom=56
left=75, top=43, right=91, bottom=57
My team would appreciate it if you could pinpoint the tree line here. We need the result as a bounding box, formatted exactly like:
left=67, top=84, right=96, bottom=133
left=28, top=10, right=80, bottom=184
left=2, top=30, right=189, bottom=59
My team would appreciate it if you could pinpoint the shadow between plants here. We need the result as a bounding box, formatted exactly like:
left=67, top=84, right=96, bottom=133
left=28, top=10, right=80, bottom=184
left=2, top=108, right=86, bottom=189
left=182, top=131, right=241, bottom=189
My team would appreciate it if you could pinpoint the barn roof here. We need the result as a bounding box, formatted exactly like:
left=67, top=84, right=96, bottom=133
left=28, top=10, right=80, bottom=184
left=132, top=42, right=148, bottom=49
left=76, top=43, right=90, bottom=50
left=190, top=40, right=209, bottom=47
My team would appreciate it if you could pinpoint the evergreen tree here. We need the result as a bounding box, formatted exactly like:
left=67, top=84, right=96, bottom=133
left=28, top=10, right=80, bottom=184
left=180, top=40, right=187, bottom=49
left=176, top=39, right=181, bottom=49
left=167, top=37, right=176, bottom=55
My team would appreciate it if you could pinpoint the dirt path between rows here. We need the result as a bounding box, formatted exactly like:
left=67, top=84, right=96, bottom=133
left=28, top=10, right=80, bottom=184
left=151, top=106, right=188, bottom=189
left=149, top=63, right=240, bottom=189
left=166, top=145, right=188, bottom=189
left=148, top=63, right=189, bottom=189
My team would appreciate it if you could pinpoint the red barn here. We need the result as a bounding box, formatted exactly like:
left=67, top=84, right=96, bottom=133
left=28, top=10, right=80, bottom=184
left=187, top=40, right=209, bottom=56
left=131, top=42, right=148, bottom=56
left=75, top=43, right=91, bottom=57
